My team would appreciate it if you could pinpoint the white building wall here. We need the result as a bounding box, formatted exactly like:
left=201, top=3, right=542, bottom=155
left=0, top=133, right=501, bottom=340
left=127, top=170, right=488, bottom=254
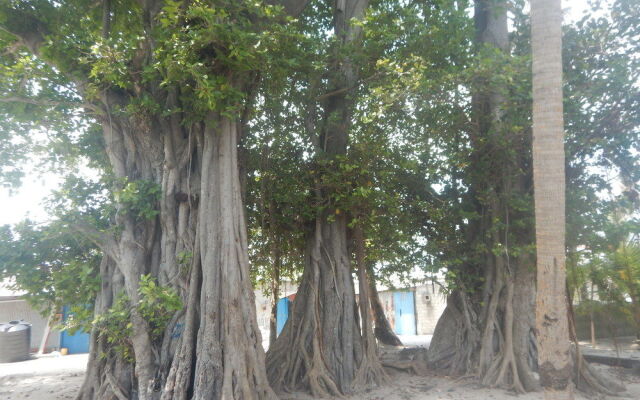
left=0, top=299, right=60, bottom=352
left=254, top=290, right=271, bottom=343
left=377, top=283, right=447, bottom=336
left=377, top=290, right=396, bottom=330
left=415, top=283, right=447, bottom=335
left=254, top=282, right=447, bottom=346
left=254, top=281, right=299, bottom=349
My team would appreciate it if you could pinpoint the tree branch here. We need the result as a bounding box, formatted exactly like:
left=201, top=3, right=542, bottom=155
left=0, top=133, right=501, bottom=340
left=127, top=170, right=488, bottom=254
left=70, top=223, right=120, bottom=263
left=316, top=71, right=382, bottom=101
left=0, top=3, right=92, bottom=91
left=276, top=0, right=312, bottom=17
left=0, top=4, right=51, bottom=55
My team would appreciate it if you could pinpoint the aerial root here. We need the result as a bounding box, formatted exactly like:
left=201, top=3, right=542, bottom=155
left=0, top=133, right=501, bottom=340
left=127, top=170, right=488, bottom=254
left=481, top=345, right=525, bottom=394
left=352, top=354, right=390, bottom=391
left=267, top=321, right=343, bottom=398
left=481, top=283, right=526, bottom=394
left=382, top=359, right=429, bottom=376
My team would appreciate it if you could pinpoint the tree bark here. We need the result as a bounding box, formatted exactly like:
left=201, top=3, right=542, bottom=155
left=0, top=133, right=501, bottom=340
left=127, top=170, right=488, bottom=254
left=189, top=115, right=276, bottom=400
left=428, top=0, right=538, bottom=392
left=531, top=0, right=574, bottom=398
left=266, top=215, right=362, bottom=396
left=265, top=1, right=377, bottom=396
left=352, top=224, right=388, bottom=389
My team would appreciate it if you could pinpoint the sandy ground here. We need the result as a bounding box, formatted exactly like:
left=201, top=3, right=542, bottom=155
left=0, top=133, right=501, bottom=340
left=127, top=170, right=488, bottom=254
left=283, top=372, right=555, bottom=400
left=1, top=340, right=639, bottom=400
left=331, top=366, right=640, bottom=400
left=0, top=354, right=88, bottom=400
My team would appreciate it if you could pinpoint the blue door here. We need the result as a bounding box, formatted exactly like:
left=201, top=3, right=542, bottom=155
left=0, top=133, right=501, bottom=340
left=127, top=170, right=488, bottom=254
left=60, top=306, right=90, bottom=354
left=276, top=297, right=290, bottom=336
left=393, top=291, right=416, bottom=335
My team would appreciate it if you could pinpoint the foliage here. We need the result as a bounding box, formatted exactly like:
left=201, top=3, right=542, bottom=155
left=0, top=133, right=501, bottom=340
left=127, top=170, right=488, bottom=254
left=93, top=293, right=134, bottom=361
left=93, top=274, right=182, bottom=361
left=113, top=179, right=161, bottom=221
left=563, top=0, right=640, bottom=338
left=597, top=239, right=640, bottom=336
left=563, top=0, right=640, bottom=258
left=137, top=274, right=183, bottom=338
left=0, top=221, right=101, bottom=327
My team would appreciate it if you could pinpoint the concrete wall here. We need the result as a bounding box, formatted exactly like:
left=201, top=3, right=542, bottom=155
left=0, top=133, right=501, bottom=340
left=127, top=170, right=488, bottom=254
left=254, top=281, right=298, bottom=348
left=377, top=284, right=447, bottom=335
left=378, top=289, right=396, bottom=330
left=254, top=282, right=447, bottom=345
left=254, top=290, right=271, bottom=344
left=0, top=299, right=60, bottom=352
left=414, top=284, right=447, bottom=335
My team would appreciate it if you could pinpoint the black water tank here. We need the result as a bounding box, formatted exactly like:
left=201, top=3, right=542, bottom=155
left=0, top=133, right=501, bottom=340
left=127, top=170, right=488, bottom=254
left=0, top=320, right=31, bottom=362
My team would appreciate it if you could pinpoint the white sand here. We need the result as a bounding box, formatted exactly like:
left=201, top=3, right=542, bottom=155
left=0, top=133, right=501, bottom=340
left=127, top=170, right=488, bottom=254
left=0, top=354, right=87, bottom=400
left=1, top=353, right=639, bottom=400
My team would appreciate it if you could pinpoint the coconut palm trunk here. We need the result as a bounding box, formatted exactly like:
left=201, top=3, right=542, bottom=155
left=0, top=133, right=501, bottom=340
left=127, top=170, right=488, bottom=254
left=531, top=0, right=574, bottom=398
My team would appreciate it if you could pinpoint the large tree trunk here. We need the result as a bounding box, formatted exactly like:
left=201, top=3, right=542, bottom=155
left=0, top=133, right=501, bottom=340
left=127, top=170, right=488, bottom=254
left=428, top=253, right=539, bottom=392
left=266, top=215, right=362, bottom=396
left=531, top=0, right=573, bottom=397
left=265, top=1, right=377, bottom=395
left=78, top=110, right=277, bottom=400
left=430, top=0, right=624, bottom=395
left=531, top=0, right=623, bottom=395
left=189, top=115, right=275, bottom=400
left=428, top=0, right=539, bottom=392
left=78, top=91, right=185, bottom=400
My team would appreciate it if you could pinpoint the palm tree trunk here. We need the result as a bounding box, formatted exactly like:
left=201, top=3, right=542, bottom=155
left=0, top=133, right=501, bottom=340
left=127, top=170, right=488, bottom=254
left=531, top=0, right=573, bottom=398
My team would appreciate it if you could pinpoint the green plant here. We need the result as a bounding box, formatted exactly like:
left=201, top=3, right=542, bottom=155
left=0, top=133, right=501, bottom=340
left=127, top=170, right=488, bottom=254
left=93, top=293, right=134, bottom=362
left=137, top=274, right=183, bottom=339
left=93, top=275, right=182, bottom=361
left=114, top=179, right=161, bottom=220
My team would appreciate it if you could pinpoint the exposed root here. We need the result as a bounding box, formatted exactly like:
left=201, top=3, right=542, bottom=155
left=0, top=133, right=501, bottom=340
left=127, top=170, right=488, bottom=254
left=352, top=224, right=389, bottom=392
left=427, top=292, right=477, bottom=375
left=379, top=346, right=430, bottom=377
left=429, top=261, right=539, bottom=394
left=267, top=218, right=383, bottom=397
left=573, top=348, right=625, bottom=397
left=353, top=359, right=388, bottom=387
left=382, top=360, right=429, bottom=376
left=267, top=307, right=343, bottom=398
left=480, top=279, right=525, bottom=393
left=106, top=367, right=129, bottom=400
